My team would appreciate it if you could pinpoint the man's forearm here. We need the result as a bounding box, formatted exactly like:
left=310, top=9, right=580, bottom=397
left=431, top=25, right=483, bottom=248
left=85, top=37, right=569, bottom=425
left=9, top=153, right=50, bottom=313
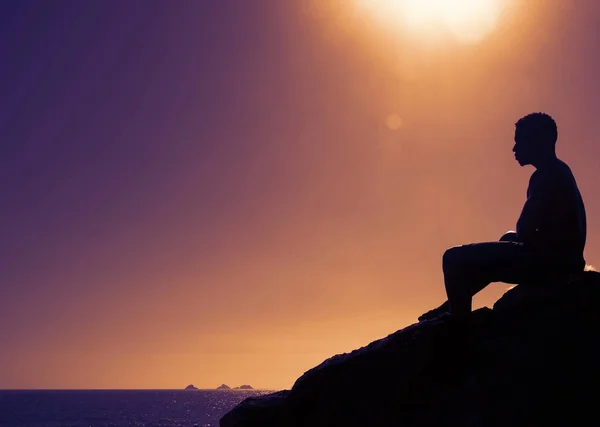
left=499, top=231, right=520, bottom=242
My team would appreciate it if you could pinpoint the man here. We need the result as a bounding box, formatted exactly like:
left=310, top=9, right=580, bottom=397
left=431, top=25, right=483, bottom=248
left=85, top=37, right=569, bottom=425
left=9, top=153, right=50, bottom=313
left=419, top=112, right=587, bottom=321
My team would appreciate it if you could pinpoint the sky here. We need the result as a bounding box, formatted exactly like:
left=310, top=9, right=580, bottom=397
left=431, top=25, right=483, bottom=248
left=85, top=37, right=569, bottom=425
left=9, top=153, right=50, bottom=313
left=1, top=0, right=600, bottom=391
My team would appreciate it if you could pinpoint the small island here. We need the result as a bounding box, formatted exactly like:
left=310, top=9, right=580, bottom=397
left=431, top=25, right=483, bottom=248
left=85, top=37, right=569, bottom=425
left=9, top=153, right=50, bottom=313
left=216, top=384, right=231, bottom=390
left=184, top=384, right=198, bottom=390
left=233, top=385, right=254, bottom=390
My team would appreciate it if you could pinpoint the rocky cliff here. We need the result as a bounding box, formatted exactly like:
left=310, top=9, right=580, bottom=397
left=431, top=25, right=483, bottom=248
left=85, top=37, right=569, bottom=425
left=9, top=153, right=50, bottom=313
left=221, top=271, right=600, bottom=427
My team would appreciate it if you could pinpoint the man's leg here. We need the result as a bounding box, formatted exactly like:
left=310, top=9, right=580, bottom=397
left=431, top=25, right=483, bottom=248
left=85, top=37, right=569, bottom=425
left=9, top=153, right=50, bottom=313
left=418, top=232, right=523, bottom=322
left=442, top=241, right=527, bottom=318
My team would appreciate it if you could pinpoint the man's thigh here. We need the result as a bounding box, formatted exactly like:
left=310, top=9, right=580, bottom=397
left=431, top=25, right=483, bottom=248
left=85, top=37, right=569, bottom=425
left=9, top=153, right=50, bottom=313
left=444, top=241, right=541, bottom=284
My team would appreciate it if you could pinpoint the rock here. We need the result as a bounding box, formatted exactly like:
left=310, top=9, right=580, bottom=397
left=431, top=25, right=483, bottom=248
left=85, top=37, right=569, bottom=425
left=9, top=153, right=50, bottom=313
left=233, top=385, right=254, bottom=390
left=220, top=390, right=289, bottom=427
left=220, top=271, right=600, bottom=427
left=217, top=384, right=231, bottom=390
left=184, top=384, right=198, bottom=390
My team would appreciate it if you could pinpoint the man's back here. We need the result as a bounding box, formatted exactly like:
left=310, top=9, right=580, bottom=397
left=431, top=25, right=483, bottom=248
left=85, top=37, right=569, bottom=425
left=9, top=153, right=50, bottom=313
left=516, top=158, right=586, bottom=268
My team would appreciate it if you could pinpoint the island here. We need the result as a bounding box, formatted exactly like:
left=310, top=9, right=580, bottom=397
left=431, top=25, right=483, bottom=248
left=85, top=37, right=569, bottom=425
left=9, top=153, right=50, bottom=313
left=216, top=384, right=231, bottom=390
left=233, top=385, right=254, bottom=390
left=184, top=384, right=198, bottom=390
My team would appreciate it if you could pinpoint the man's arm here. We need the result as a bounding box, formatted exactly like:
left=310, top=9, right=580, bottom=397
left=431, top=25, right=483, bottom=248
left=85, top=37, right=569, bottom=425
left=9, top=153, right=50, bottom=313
left=499, top=231, right=520, bottom=242
left=516, top=171, right=556, bottom=245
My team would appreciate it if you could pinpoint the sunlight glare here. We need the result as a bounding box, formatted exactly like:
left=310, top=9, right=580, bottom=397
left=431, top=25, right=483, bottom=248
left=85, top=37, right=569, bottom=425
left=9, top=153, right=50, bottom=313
left=355, top=0, right=506, bottom=43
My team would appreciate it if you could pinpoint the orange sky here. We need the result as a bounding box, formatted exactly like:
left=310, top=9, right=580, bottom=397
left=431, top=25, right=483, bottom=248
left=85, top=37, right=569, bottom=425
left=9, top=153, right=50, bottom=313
left=2, top=0, right=600, bottom=390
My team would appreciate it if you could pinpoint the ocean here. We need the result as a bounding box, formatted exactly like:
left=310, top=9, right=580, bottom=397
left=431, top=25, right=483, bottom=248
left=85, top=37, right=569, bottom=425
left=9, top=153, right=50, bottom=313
left=0, top=389, right=274, bottom=427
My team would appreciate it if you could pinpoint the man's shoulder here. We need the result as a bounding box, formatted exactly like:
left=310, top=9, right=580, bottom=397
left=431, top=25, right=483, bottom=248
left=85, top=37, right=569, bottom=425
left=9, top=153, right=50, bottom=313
left=535, top=159, right=574, bottom=179
left=555, top=158, right=574, bottom=173
left=553, top=159, right=578, bottom=183
left=530, top=159, right=577, bottom=191
left=529, top=164, right=560, bottom=188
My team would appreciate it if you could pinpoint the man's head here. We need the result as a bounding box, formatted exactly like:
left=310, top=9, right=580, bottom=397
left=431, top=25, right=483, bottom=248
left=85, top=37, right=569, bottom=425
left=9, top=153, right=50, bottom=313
left=513, top=112, right=558, bottom=167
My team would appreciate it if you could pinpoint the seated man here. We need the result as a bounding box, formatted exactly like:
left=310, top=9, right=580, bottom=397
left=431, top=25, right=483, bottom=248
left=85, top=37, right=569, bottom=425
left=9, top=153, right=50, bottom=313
left=419, top=112, right=587, bottom=321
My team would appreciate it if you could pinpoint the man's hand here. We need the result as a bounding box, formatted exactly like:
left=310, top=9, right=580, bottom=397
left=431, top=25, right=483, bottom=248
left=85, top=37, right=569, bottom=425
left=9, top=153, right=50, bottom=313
left=499, top=231, right=520, bottom=242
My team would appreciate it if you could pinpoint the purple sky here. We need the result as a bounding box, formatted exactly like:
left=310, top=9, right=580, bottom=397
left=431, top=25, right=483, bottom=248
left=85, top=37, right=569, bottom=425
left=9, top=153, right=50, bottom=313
left=1, top=0, right=600, bottom=389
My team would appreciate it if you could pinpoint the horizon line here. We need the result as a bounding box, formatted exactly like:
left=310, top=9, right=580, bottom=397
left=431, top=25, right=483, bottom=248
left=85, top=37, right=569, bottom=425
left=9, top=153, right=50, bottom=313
left=0, top=387, right=281, bottom=391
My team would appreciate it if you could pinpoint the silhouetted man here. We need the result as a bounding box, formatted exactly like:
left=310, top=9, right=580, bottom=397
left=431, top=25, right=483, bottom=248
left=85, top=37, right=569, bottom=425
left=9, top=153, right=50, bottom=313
left=419, top=112, right=587, bottom=321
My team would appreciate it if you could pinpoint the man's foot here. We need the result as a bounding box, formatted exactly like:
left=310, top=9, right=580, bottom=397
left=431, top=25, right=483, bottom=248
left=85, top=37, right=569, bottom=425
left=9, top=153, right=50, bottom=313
left=418, top=300, right=450, bottom=322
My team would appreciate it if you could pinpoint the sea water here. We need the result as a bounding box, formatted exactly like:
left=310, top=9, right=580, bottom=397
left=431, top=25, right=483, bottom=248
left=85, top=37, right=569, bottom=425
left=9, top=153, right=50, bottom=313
left=0, top=389, right=273, bottom=427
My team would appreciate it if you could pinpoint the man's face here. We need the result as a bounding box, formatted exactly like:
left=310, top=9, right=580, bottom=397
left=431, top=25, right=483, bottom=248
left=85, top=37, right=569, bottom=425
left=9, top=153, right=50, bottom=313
left=513, top=127, right=535, bottom=166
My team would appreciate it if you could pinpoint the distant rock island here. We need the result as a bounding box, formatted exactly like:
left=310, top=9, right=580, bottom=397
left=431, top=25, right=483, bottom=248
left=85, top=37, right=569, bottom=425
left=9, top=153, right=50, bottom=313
left=221, top=271, right=600, bottom=427
left=217, top=384, right=254, bottom=390
left=184, top=384, right=198, bottom=390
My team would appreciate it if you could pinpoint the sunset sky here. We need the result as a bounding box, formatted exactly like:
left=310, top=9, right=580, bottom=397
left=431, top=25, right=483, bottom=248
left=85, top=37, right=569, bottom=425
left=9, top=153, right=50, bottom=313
left=2, top=0, right=600, bottom=391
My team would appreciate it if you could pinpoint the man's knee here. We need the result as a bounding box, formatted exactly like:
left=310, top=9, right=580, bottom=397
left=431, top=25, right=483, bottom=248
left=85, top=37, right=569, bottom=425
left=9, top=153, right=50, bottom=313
left=443, top=246, right=464, bottom=273
left=442, top=243, right=486, bottom=276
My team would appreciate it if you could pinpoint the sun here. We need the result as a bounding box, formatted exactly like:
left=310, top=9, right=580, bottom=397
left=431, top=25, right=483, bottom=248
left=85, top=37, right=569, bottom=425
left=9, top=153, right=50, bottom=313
left=355, top=0, right=506, bottom=43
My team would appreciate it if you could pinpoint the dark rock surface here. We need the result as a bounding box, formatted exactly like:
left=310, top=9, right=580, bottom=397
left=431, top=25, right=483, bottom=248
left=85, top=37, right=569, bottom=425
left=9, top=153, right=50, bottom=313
left=220, top=271, right=600, bottom=427
left=184, top=384, right=198, bottom=390
left=217, top=384, right=232, bottom=390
